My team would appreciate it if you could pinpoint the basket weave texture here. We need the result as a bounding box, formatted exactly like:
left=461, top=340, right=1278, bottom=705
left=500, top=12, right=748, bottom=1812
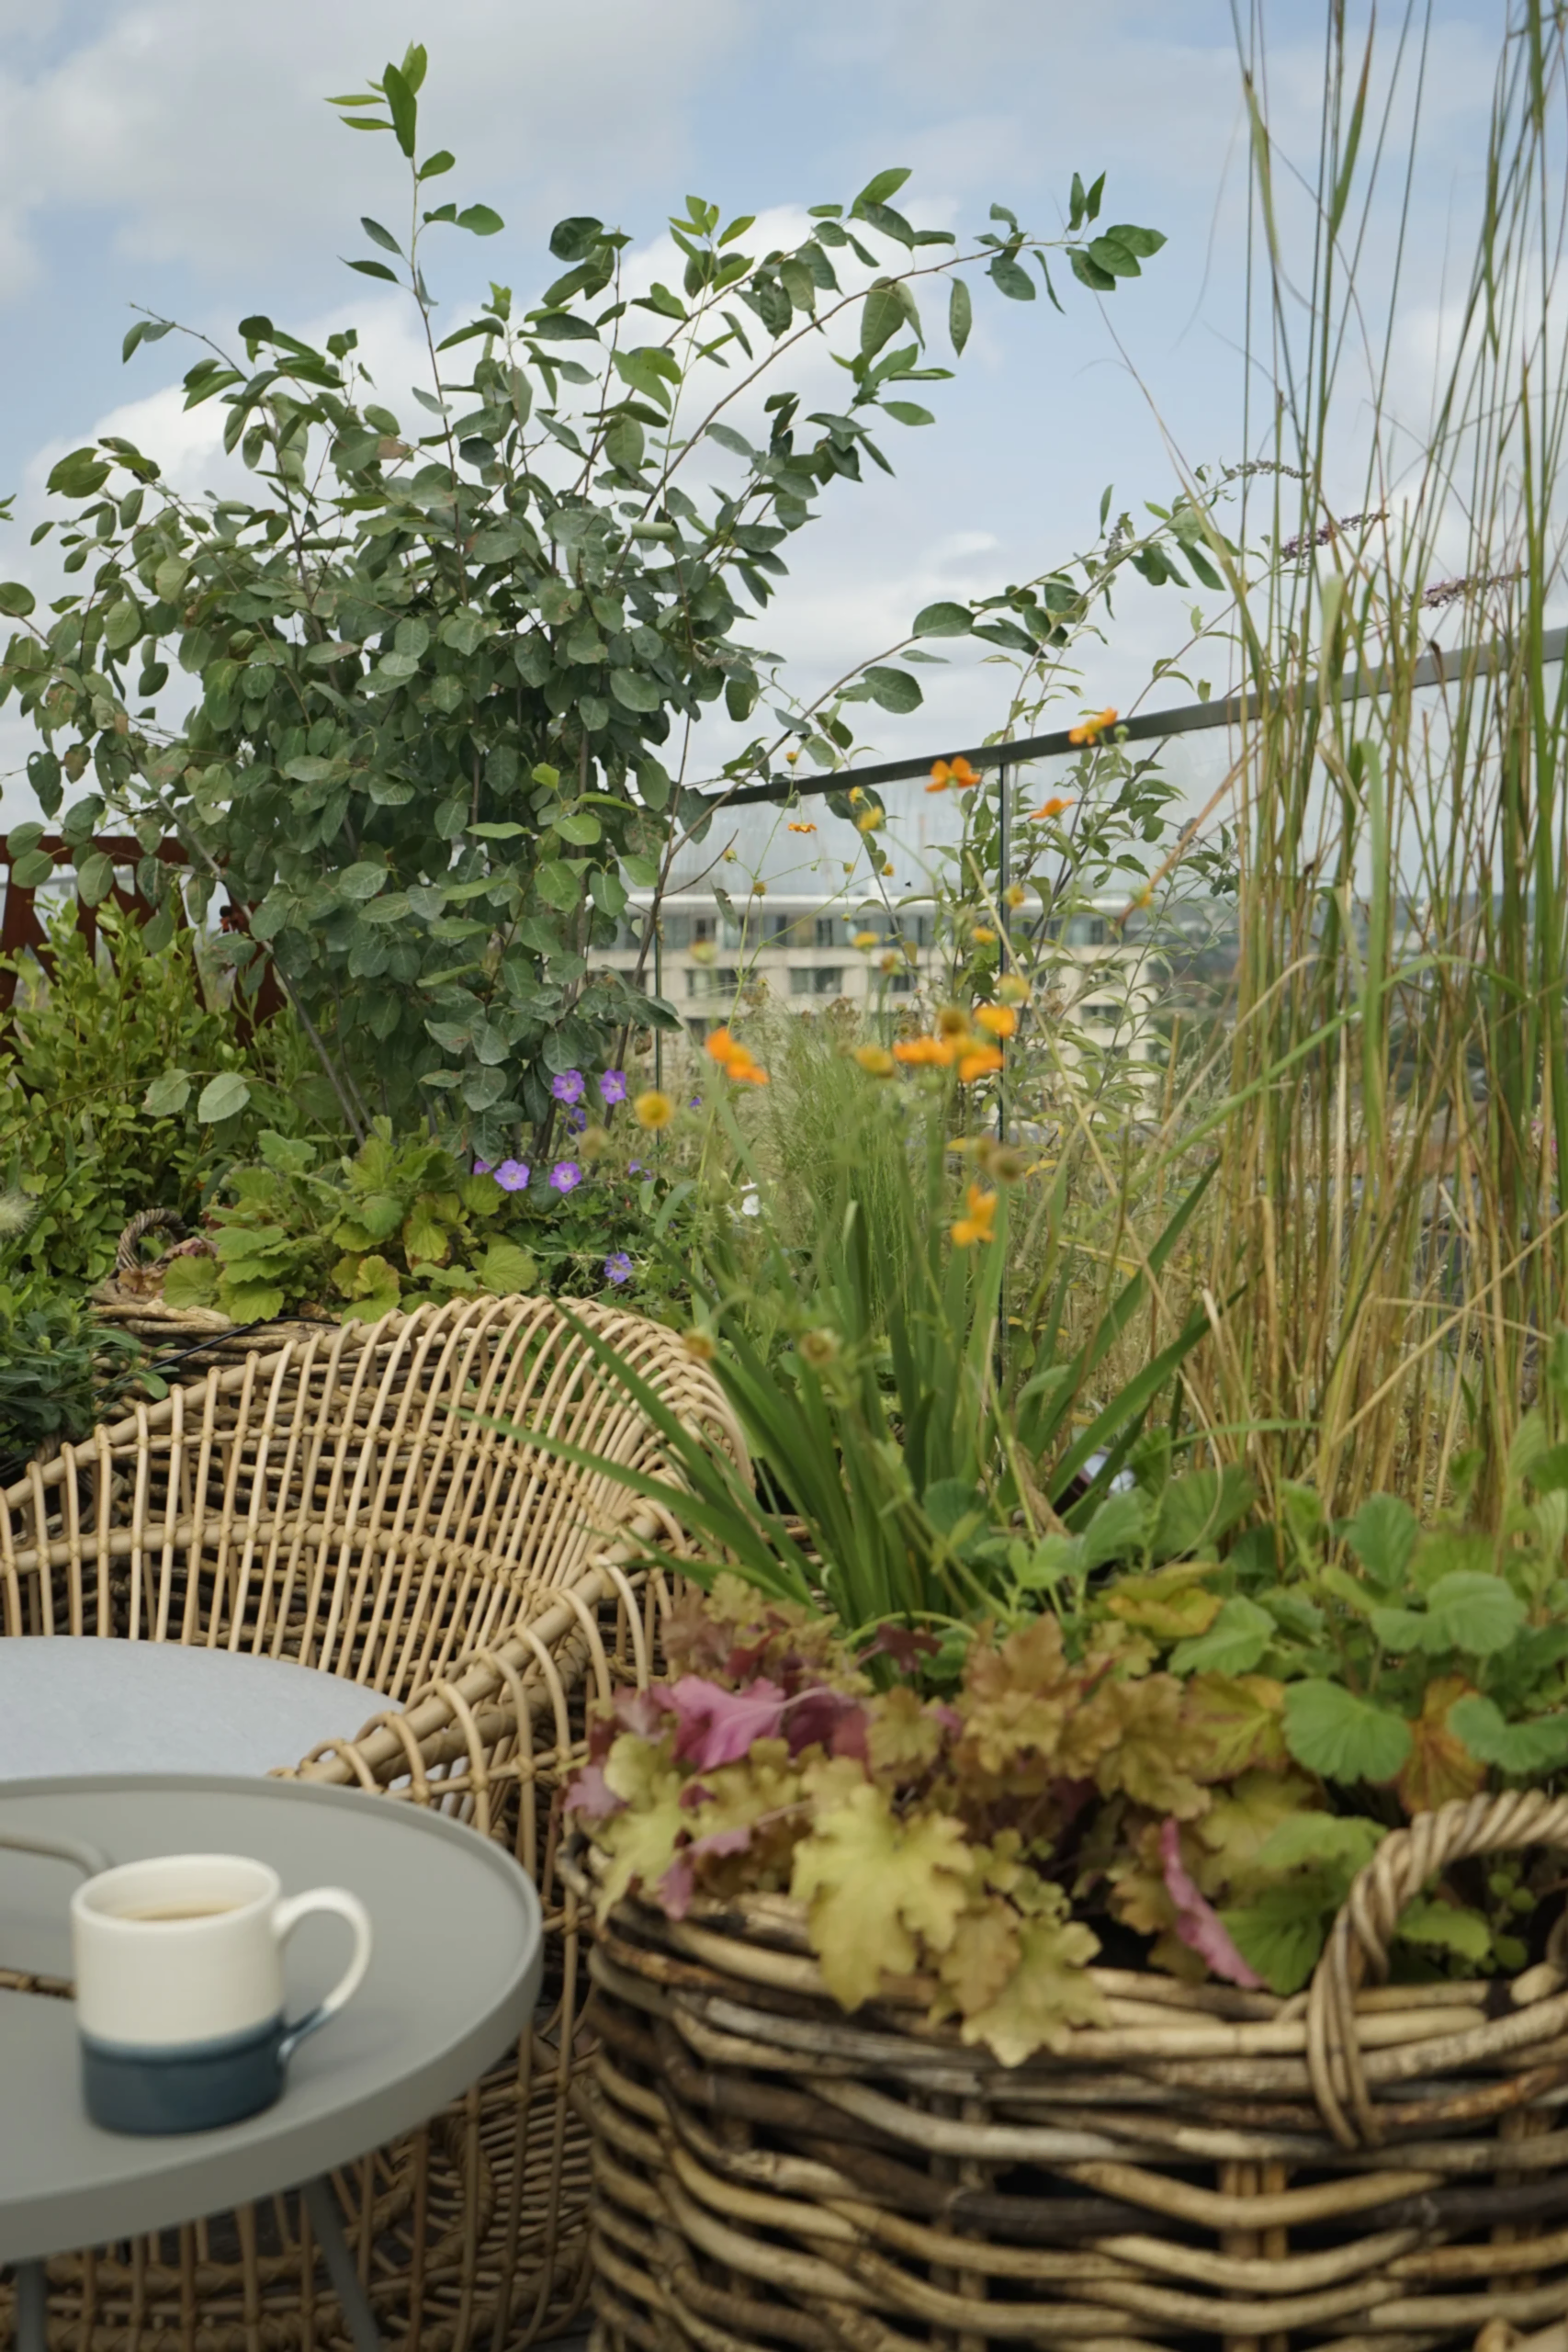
left=576, top=1792, right=1568, bottom=2352
left=0, top=1295, right=741, bottom=2352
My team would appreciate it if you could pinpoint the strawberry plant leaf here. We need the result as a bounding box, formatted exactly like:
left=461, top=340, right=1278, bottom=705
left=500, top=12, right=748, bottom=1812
left=1282, top=1681, right=1413, bottom=1783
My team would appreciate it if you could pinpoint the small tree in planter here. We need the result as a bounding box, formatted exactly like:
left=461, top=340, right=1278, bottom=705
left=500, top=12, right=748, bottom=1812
left=0, top=44, right=1165, bottom=1169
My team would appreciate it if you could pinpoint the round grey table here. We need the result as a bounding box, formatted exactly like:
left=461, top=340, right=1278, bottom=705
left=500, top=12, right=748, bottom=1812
left=0, top=1641, right=378, bottom=1781
left=0, top=1774, right=542, bottom=2352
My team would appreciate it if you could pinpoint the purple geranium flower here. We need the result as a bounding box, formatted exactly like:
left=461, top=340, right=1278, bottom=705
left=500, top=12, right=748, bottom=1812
left=567, top=1104, right=587, bottom=1133
left=599, top=1069, right=628, bottom=1105
left=627, top=1160, right=645, bottom=1176
left=494, top=1159, right=530, bottom=1192
left=604, top=1251, right=634, bottom=1286
left=550, top=1070, right=586, bottom=1106
left=473, top=1158, right=492, bottom=1175
left=549, top=1160, right=582, bottom=1194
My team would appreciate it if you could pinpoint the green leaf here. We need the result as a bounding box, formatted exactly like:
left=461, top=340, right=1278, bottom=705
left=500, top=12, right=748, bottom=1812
left=336, top=861, right=389, bottom=902
left=1426, top=1570, right=1526, bottom=1656
left=609, top=668, right=662, bottom=712
left=1068, top=247, right=1118, bottom=294
left=1345, top=1494, right=1417, bottom=1589
left=860, top=279, right=906, bottom=360
left=1219, top=1885, right=1333, bottom=1996
left=862, top=665, right=922, bottom=715
left=948, top=276, right=973, bottom=356
left=197, top=1072, right=253, bottom=1124
left=1086, top=232, right=1144, bottom=279
left=1399, top=1898, right=1491, bottom=1964
left=417, top=150, right=456, bottom=180
left=142, top=1069, right=193, bottom=1116
left=1102, top=222, right=1167, bottom=258
left=47, top=448, right=112, bottom=498
left=1282, top=1681, right=1412, bottom=1784
left=1168, top=1595, right=1274, bottom=1677
left=550, top=215, right=604, bottom=261
left=457, top=204, right=505, bottom=237
left=1154, top=1464, right=1256, bottom=1560
left=552, top=811, right=602, bottom=845
left=9, top=849, right=55, bottom=889
left=1448, top=1694, right=1568, bottom=1774
left=988, top=254, right=1035, bottom=301
left=75, top=851, right=114, bottom=907
left=882, top=401, right=934, bottom=425
left=0, top=582, right=35, bottom=618
left=854, top=167, right=912, bottom=208
left=381, top=60, right=418, bottom=156
left=162, top=1255, right=218, bottom=1310
left=360, top=216, right=402, bottom=254
left=347, top=259, right=401, bottom=284
left=1253, top=1813, right=1385, bottom=1876
left=913, top=601, right=971, bottom=638
left=480, top=1238, right=538, bottom=1295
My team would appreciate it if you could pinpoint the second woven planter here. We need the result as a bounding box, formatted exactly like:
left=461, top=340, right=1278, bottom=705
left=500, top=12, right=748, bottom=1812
left=577, top=1791, right=1568, bottom=2352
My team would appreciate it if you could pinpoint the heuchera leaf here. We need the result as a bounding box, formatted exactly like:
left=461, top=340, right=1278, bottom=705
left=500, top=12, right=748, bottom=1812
left=792, top=1781, right=970, bottom=2009
left=1158, top=1817, right=1264, bottom=1988
left=668, top=1675, right=787, bottom=1768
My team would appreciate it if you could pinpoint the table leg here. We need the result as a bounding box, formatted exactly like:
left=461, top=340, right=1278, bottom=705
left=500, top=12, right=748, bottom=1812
left=302, top=2176, right=381, bottom=2352
left=14, top=2259, right=48, bottom=2352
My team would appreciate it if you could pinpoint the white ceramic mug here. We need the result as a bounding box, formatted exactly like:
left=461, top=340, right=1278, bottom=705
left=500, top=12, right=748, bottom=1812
left=70, top=1852, right=373, bottom=2134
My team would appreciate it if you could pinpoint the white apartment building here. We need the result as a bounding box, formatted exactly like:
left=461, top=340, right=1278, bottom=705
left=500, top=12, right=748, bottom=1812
left=593, top=889, right=1167, bottom=1079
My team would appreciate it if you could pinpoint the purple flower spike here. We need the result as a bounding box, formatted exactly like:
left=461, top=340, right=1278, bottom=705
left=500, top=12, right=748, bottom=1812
left=549, top=1160, right=582, bottom=1193
left=600, top=1069, right=628, bottom=1105
left=494, top=1159, right=530, bottom=1192
left=550, top=1070, right=586, bottom=1106
left=604, top=1251, right=634, bottom=1286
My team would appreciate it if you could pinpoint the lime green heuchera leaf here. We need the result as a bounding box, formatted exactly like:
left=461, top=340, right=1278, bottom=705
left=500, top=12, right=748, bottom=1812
left=954, top=1895, right=1107, bottom=2065
left=791, top=1781, right=971, bottom=2008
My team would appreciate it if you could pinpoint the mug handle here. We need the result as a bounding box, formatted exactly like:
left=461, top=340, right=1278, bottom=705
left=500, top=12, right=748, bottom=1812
left=272, top=1886, right=373, bottom=2067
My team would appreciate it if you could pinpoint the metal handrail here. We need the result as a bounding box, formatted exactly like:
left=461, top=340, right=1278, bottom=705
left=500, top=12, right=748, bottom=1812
left=713, top=623, right=1568, bottom=807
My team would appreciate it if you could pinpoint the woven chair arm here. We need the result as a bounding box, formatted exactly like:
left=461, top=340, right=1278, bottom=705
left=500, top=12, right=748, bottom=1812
left=1305, top=1787, right=1568, bottom=2148
left=115, top=1207, right=186, bottom=1272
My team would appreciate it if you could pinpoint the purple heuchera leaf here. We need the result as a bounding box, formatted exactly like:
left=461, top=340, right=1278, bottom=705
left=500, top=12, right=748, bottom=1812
left=863, top=1624, right=942, bottom=1674
left=563, top=1761, right=624, bottom=1820
left=668, top=1675, right=787, bottom=1768
left=1158, top=1817, right=1264, bottom=1990
left=658, top=1824, right=755, bottom=1919
left=613, top=1687, right=671, bottom=1739
left=784, top=1685, right=866, bottom=1758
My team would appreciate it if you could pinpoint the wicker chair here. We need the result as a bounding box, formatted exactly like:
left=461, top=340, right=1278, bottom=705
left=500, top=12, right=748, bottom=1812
left=0, top=1295, right=741, bottom=2352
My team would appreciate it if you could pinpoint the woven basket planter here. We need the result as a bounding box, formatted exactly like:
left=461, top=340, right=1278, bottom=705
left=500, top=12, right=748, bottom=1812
left=0, top=1295, right=743, bottom=2352
left=575, top=1792, right=1568, bottom=2352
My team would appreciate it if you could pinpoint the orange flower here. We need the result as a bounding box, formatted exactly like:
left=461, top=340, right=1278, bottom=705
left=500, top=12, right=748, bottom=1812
left=1030, top=796, right=1075, bottom=821
left=936, top=1005, right=973, bottom=1039
left=957, top=1045, right=1005, bottom=1083
left=787, top=820, right=818, bottom=833
left=893, top=1035, right=957, bottom=1068
left=975, top=1004, right=1018, bottom=1039
left=927, top=754, right=983, bottom=794
left=705, top=1027, right=772, bottom=1086
left=1067, top=707, right=1117, bottom=747
left=952, top=1183, right=998, bottom=1247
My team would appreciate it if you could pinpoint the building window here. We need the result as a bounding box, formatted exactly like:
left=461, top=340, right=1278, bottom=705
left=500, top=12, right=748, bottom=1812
left=1082, top=1002, right=1122, bottom=1023
left=1066, top=915, right=1107, bottom=947
left=686, top=1018, right=708, bottom=1043
left=693, top=915, right=716, bottom=944
left=814, top=916, right=838, bottom=948
left=661, top=913, right=691, bottom=949
left=887, top=968, right=914, bottom=994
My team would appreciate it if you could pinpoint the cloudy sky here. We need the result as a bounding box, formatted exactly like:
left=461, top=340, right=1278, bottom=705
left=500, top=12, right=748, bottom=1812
left=0, top=0, right=1511, bottom=844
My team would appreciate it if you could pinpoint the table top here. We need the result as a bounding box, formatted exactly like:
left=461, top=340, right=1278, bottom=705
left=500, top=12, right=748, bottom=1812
left=0, top=1774, right=541, bottom=2263
left=0, top=1640, right=378, bottom=1781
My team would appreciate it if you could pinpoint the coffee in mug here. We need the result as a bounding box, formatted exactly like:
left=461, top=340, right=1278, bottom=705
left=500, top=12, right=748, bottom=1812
left=71, top=1853, right=372, bottom=2134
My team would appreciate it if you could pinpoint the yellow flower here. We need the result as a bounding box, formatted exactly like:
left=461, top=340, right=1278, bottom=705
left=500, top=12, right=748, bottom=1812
left=751, top=880, right=767, bottom=897
left=936, top=1005, right=972, bottom=1040
left=975, top=1004, right=1018, bottom=1039
left=881, top=860, right=895, bottom=876
left=1004, top=883, right=1027, bottom=909
left=856, top=810, right=883, bottom=833
left=957, top=1044, right=1005, bottom=1083
left=971, top=925, right=998, bottom=945
left=927, top=754, right=982, bottom=795
left=852, top=930, right=880, bottom=950
left=1067, top=707, right=1117, bottom=747
left=691, top=938, right=716, bottom=966
left=998, top=974, right=1032, bottom=1005
left=853, top=1044, right=895, bottom=1077
left=878, top=951, right=900, bottom=976
left=787, top=820, right=818, bottom=833
left=682, top=1329, right=717, bottom=1363
left=1132, top=884, right=1154, bottom=910
left=849, top=785, right=864, bottom=802
left=1029, top=796, right=1075, bottom=822
left=785, top=749, right=800, bottom=765
left=634, top=1090, right=673, bottom=1130
left=951, top=1183, right=998, bottom=1247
